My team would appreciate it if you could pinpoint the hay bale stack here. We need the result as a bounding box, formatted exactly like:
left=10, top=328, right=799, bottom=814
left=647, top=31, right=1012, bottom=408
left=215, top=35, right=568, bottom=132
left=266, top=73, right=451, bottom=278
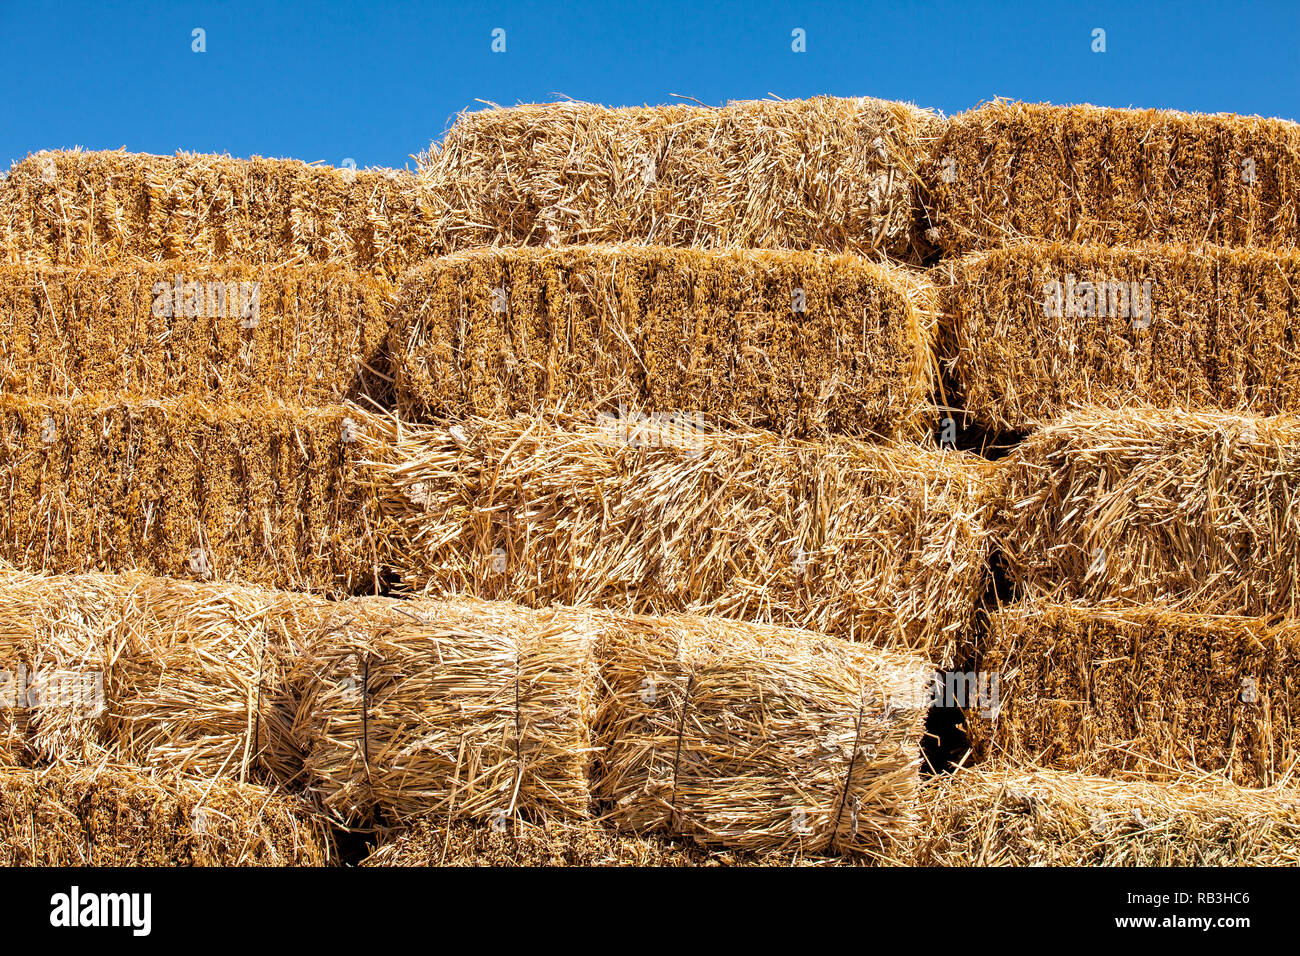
left=915, top=765, right=1300, bottom=866
left=0, top=149, right=439, bottom=278
left=970, top=604, right=1300, bottom=786
left=0, top=568, right=337, bottom=782
left=292, top=595, right=598, bottom=827
left=942, top=242, right=1300, bottom=430
left=420, top=97, right=940, bottom=260
left=389, top=245, right=938, bottom=440
left=0, top=262, right=395, bottom=405
left=0, top=764, right=332, bottom=865
left=924, top=101, right=1300, bottom=254
left=0, top=394, right=378, bottom=593
left=997, top=408, right=1300, bottom=614
left=594, top=614, right=929, bottom=857
left=357, top=411, right=994, bottom=664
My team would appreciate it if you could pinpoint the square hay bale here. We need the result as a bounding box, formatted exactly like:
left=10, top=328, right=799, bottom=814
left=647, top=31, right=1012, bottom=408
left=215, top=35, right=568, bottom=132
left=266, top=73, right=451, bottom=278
left=914, top=765, right=1300, bottom=866
left=0, top=395, right=379, bottom=594
left=356, top=411, right=995, bottom=665
left=924, top=101, right=1300, bottom=254
left=942, top=242, right=1300, bottom=431
left=361, top=818, right=836, bottom=866
left=389, top=245, right=939, bottom=441
left=997, top=408, right=1300, bottom=615
left=0, top=262, right=395, bottom=405
left=420, top=97, right=940, bottom=260
left=0, top=149, right=440, bottom=278
left=292, top=595, right=599, bottom=828
left=594, top=614, right=930, bottom=857
left=0, top=568, right=339, bottom=782
left=0, top=764, right=333, bottom=865
left=970, top=604, right=1300, bottom=786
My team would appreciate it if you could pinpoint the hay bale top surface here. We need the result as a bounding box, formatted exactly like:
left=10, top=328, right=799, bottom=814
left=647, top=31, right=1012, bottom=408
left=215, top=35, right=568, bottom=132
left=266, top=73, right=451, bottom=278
left=6, top=147, right=411, bottom=186
left=951, top=98, right=1300, bottom=132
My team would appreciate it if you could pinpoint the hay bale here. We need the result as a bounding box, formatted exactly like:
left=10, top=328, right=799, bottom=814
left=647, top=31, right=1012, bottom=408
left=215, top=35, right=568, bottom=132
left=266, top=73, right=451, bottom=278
left=970, top=603, right=1300, bottom=786
left=0, top=262, right=395, bottom=405
left=0, top=764, right=332, bottom=865
left=361, top=818, right=855, bottom=866
left=0, top=568, right=336, bottom=782
left=0, top=149, right=439, bottom=278
left=915, top=765, right=1300, bottom=866
left=0, top=395, right=378, bottom=594
left=292, top=595, right=599, bottom=827
left=594, top=614, right=929, bottom=857
left=997, top=408, right=1300, bottom=615
left=924, top=101, right=1300, bottom=254
left=420, top=97, right=940, bottom=260
left=356, top=410, right=994, bottom=664
left=942, top=242, right=1300, bottom=431
left=389, top=245, right=938, bottom=441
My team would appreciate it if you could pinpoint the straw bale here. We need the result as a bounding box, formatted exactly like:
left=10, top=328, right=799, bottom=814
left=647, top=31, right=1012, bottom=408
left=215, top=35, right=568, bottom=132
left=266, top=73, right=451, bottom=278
left=924, top=101, right=1300, bottom=254
left=420, top=97, right=940, bottom=260
left=0, top=394, right=378, bottom=594
left=942, top=242, right=1300, bottom=430
left=389, top=245, right=938, bottom=441
left=0, top=568, right=340, bottom=782
left=361, top=818, right=832, bottom=866
left=356, top=410, right=993, bottom=664
left=292, top=595, right=599, bottom=827
left=915, top=765, right=1300, bottom=866
left=594, top=614, right=929, bottom=856
left=970, top=603, right=1300, bottom=786
left=0, top=764, right=332, bottom=865
left=0, top=262, right=394, bottom=405
left=997, top=408, right=1300, bottom=615
left=0, top=149, right=439, bottom=278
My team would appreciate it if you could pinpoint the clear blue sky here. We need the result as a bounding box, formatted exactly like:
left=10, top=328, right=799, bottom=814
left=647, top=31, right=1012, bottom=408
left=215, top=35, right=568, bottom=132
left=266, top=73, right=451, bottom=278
left=2, top=0, right=1298, bottom=171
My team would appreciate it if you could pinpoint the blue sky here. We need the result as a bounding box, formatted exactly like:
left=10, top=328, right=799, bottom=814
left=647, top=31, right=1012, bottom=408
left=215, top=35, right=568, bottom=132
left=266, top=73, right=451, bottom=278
left=2, top=0, right=1298, bottom=171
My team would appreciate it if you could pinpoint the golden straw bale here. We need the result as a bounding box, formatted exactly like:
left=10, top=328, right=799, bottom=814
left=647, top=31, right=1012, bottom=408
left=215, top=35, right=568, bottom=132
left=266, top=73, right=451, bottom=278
left=0, top=764, right=332, bottom=865
left=941, top=242, right=1300, bottom=431
left=361, top=817, right=847, bottom=866
left=593, top=614, right=929, bottom=857
left=0, top=149, right=440, bottom=278
left=0, top=262, right=395, bottom=405
left=0, top=568, right=339, bottom=783
left=292, top=595, right=599, bottom=827
left=355, top=409, right=994, bottom=664
left=420, top=97, right=940, bottom=260
left=915, top=764, right=1300, bottom=866
left=389, top=245, right=938, bottom=441
left=924, top=101, right=1300, bottom=254
left=970, top=603, right=1300, bottom=787
left=997, top=408, right=1300, bottom=615
left=0, top=395, right=379, bottom=594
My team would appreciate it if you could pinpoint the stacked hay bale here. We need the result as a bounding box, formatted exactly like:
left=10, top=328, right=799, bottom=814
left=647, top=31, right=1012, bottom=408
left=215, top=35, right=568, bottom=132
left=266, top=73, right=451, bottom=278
left=930, top=103, right=1300, bottom=799
left=0, top=149, right=429, bottom=858
left=0, top=151, right=409, bottom=592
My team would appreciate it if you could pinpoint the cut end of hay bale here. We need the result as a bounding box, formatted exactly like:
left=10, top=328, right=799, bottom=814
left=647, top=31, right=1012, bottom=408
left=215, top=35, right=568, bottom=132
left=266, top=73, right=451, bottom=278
left=971, top=603, right=1300, bottom=787
left=420, top=96, right=941, bottom=260
left=996, top=407, right=1300, bottom=615
left=0, top=262, right=395, bottom=405
left=0, top=394, right=379, bottom=594
left=942, top=241, right=1300, bottom=431
left=916, top=765, right=1300, bottom=866
left=0, top=764, right=333, bottom=865
left=923, top=100, right=1300, bottom=254
left=0, top=148, right=441, bottom=278
left=388, top=244, right=939, bottom=441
